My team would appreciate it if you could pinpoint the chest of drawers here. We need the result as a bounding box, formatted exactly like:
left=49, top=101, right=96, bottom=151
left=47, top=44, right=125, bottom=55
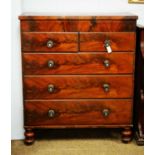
left=19, top=13, right=138, bottom=144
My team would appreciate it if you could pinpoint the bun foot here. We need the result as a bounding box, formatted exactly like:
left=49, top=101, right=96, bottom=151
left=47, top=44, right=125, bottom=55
left=24, top=128, right=35, bottom=145
left=122, top=127, right=132, bottom=143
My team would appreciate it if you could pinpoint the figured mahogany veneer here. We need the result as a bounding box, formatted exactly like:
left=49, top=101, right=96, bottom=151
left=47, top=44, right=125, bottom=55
left=24, top=75, right=133, bottom=99
left=22, top=33, right=78, bottom=52
left=80, top=32, right=135, bottom=52
left=21, top=20, right=136, bottom=32
left=24, top=100, right=132, bottom=126
left=19, top=13, right=138, bottom=144
left=23, top=52, right=134, bottom=75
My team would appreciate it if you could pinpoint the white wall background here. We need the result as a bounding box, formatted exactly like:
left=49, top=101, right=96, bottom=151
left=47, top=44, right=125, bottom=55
left=12, top=0, right=144, bottom=140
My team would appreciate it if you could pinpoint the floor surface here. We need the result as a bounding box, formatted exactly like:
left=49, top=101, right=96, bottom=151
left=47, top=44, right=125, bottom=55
left=11, top=129, right=144, bottom=155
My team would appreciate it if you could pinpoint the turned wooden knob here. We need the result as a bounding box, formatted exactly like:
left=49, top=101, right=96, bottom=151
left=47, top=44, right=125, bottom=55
left=103, top=59, right=110, bottom=68
left=47, top=40, right=54, bottom=48
left=103, top=83, right=110, bottom=92
left=48, top=60, right=55, bottom=68
left=48, top=109, right=55, bottom=118
left=102, top=109, right=110, bottom=117
left=48, top=84, right=55, bottom=93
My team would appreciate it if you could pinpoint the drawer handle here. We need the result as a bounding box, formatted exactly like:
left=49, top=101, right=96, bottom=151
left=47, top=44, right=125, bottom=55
left=104, top=40, right=112, bottom=53
left=47, top=40, right=54, bottom=48
left=103, top=59, right=110, bottom=68
left=103, top=83, right=110, bottom=92
left=48, top=60, right=55, bottom=68
left=102, top=109, right=110, bottom=117
left=48, top=84, right=55, bottom=93
left=48, top=109, right=55, bottom=118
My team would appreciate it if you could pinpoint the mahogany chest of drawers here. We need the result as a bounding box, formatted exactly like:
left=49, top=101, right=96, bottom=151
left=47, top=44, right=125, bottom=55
left=19, top=13, right=138, bottom=144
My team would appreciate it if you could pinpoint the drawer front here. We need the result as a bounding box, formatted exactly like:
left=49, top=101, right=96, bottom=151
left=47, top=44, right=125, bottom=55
left=24, top=75, right=133, bottom=99
left=21, top=20, right=136, bottom=32
left=24, top=100, right=132, bottom=126
left=80, top=32, right=135, bottom=52
left=22, top=32, right=78, bottom=52
left=23, top=53, right=134, bottom=75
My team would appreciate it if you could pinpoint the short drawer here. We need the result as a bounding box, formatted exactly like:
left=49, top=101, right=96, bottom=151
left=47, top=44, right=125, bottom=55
left=24, top=75, right=133, bottom=99
left=22, top=32, right=78, bottom=52
left=23, top=53, right=134, bottom=75
left=80, top=32, right=135, bottom=52
left=24, top=99, right=132, bottom=126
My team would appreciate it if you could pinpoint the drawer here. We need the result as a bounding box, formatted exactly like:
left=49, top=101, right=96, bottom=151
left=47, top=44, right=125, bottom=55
left=22, top=32, right=78, bottom=52
left=80, top=32, right=135, bottom=52
left=24, top=99, right=132, bottom=126
left=23, top=53, right=134, bottom=75
left=24, top=75, right=133, bottom=99
left=21, top=20, right=136, bottom=32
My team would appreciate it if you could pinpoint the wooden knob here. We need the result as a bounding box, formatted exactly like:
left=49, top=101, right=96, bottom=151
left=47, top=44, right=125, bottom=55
left=103, top=59, right=110, bottom=68
left=103, top=83, right=110, bottom=92
left=47, top=40, right=54, bottom=48
left=48, top=60, right=55, bottom=68
left=48, top=84, right=55, bottom=93
left=102, top=109, right=110, bottom=117
left=48, top=109, right=55, bottom=118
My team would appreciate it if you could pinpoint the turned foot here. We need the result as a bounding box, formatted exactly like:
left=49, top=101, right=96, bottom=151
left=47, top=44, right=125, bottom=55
left=121, top=127, right=132, bottom=143
left=24, top=128, right=35, bottom=145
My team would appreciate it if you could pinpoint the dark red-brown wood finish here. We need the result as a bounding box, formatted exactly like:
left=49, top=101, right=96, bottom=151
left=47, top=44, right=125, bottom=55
left=21, top=20, right=136, bottom=32
left=23, top=75, right=134, bottom=99
left=22, top=33, right=78, bottom=52
left=23, top=53, right=134, bottom=75
left=80, top=32, right=135, bottom=52
left=19, top=13, right=138, bottom=144
left=24, top=100, right=132, bottom=126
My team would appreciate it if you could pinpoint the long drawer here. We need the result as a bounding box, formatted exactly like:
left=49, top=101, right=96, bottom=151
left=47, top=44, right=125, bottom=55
left=23, top=53, right=134, bottom=75
left=80, top=32, right=135, bottom=52
left=22, top=32, right=78, bottom=52
left=23, top=75, right=133, bottom=99
left=24, top=99, right=132, bottom=126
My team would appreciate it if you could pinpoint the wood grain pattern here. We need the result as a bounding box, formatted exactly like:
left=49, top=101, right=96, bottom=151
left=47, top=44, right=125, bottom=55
left=80, top=32, right=135, bottom=52
left=23, top=75, right=133, bottom=99
left=24, top=99, right=132, bottom=126
left=22, top=32, right=78, bottom=52
left=19, top=13, right=138, bottom=20
left=23, top=53, right=134, bottom=75
left=21, top=20, right=136, bottom=32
